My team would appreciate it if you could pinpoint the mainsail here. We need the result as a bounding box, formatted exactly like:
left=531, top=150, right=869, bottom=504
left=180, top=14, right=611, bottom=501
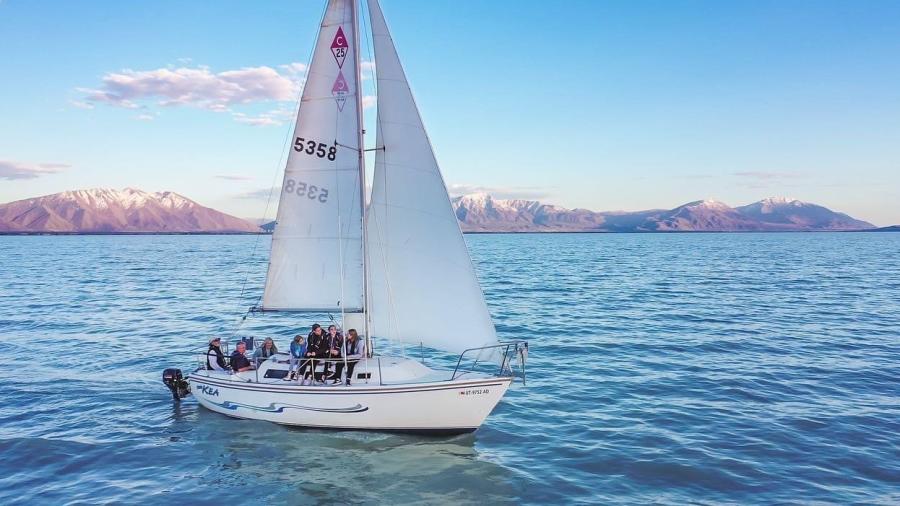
left=365, top=0, right=498, bottom=354
left=262, top=0, right=366, bottom=312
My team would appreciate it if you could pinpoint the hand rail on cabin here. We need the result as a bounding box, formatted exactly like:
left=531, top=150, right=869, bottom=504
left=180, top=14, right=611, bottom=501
left=194, top=340, right=529, bottom=385
left=450, top=340, right=528, bottom=382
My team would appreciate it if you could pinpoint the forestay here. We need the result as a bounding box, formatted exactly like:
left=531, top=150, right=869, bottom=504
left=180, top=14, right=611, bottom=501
left=365, top=0, right=498, bottom=355
left=263, top=0, right=366, bottom=312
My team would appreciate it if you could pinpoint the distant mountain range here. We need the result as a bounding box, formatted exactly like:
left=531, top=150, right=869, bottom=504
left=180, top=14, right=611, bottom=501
left=0, top=188, right=887, bottom=234
left=452, top=194, right=875, bottom=232
left=0, top=188, right=258, bottom=233
left=865, top=225, right=900, bottom=232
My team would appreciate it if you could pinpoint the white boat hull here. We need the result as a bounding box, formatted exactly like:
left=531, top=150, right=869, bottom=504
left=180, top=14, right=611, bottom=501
left=187, top=360, right=512, bottom=434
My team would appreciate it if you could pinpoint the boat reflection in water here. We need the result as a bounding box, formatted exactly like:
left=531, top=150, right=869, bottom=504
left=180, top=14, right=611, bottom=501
left=176, top=406, right=524, bottom=503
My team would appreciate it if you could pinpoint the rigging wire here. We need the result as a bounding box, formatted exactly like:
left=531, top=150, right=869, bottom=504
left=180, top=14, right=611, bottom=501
left=358, top=0, right=375, bottom=372
left=363, top=1, right=407, bottom=359
left=362, top=0, right=377, bottom=110
left=359, top=0, right=377, bottom=358
left=230, top=0, right=330, bottom=337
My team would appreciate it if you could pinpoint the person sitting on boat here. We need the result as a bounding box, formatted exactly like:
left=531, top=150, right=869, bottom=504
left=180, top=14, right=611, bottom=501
left=300, top=324, right=327, bottom=384
left=230, top=341, right=254, bottom=373
left=206, top=337, right=227, bottom=372
left=252, top=337, right=278, bottom=366
left=286, top=334, right=306, bottom=381
left=322, top=324, right=343, bottom=380
left=329, top=328, right=365, bottom=386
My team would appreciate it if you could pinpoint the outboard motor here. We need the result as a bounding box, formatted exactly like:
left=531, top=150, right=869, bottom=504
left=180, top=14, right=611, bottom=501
left=162, top=368, right=191, bottom=401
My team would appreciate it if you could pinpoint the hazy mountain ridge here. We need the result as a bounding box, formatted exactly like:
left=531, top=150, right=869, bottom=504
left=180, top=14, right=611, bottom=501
left=0, top=188, right=880, bottom=233
left=0, top=188, right=259, bottom=233
left=452, top=194, right=875, bottom=232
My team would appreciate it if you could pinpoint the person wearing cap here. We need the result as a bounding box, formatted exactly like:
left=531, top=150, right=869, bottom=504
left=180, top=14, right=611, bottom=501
left=206, top=337, right=227, bottom=372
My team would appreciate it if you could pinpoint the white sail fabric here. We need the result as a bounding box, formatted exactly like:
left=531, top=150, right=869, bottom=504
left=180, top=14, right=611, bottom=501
left=366, top=0, right=498, bottom=355
left=263, top=0, right=365, bottom=312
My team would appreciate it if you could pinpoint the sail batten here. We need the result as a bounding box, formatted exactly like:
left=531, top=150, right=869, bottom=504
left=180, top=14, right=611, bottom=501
left=365, top=0, right=498, bottom=356
left=262, top=0, right=365, bottom=312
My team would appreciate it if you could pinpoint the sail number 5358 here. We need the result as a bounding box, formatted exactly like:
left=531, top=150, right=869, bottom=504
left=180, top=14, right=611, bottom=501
left=294, top=137, right=337, bottom=161
left=284, top=179, right=328, bottom=203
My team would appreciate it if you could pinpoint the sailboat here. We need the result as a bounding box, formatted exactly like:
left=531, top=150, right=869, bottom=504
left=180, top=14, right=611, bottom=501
left=163, top=0, right=527, bottom=434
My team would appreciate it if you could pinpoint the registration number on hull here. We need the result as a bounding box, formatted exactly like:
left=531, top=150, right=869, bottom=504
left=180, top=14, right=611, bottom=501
left=459, top=388, right=490, bottom=396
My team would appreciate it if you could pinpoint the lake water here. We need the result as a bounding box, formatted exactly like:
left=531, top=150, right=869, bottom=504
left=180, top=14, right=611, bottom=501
left=1, top=233, right=898, bottom=504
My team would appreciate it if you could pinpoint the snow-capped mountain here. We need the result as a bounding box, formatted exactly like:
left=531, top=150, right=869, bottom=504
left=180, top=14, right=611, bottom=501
left=450, top=194, right=874, bottom=232
left=452, top=192, right=604, bottom=231
left=0, top=188, right=259, bottom=233
left=0, top=189, right=876, bottom=234
left=734, top=197, right=873, bottom=230
left=644, top=199, right=760, bottom=231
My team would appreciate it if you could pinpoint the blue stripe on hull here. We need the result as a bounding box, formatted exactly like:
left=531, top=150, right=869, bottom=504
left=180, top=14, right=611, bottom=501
left=189, top=375, right=508, bottom=395
left=206, top=399, right=369, bottom=414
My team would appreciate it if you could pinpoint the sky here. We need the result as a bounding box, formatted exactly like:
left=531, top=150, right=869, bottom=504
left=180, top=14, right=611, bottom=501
left=1, top=0, right=899, bottom=225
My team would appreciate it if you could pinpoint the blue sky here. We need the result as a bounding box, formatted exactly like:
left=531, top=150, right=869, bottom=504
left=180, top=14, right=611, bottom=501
left=1, top=0, right=899, bottom=225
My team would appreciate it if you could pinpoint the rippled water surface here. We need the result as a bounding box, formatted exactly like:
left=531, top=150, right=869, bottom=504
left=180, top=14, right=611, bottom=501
left=1, top=233, right=899, bottom=504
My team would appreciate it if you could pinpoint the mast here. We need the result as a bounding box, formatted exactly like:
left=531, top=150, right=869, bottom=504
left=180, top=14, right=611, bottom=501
left=353, top=0, right=372, bottom=355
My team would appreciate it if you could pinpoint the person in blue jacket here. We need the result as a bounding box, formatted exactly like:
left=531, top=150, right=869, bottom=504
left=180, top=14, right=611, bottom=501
left=286, top=334, right=306, bottom=381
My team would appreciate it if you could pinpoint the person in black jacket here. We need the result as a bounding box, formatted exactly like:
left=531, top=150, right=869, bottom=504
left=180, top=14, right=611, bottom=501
left=330, top=329, right=365, bottom=385
left=322, top=324, right=343, bottom=381
left=299, top=324, right=327, bottom=385
left=206, top=337, right=227, bottom=371
left=230, top=341, right=254, bottom=373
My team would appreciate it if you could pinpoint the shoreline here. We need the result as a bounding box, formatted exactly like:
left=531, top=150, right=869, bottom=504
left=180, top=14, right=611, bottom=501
left=0, top=229, right=896, bottom=236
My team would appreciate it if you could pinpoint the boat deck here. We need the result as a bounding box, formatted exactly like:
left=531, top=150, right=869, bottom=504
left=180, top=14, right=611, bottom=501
left=195, top=353, right=491, bottom=388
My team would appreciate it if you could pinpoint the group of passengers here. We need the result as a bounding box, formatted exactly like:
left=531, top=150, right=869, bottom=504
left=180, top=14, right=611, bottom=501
left=205, top=323, right=365, bottom=386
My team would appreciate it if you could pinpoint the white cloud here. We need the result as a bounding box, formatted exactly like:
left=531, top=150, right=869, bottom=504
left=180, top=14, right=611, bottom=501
left=447, top=184, right=551, bottom=201
left=236, top=187, right=280, bottom=200
left=232, top=107, right=295, bottom=127
left=76, top=61, right=389, bottom=125
left=79, top=63, right=305, bottom=112
left=216, top=174, right=254, bottom=181
left=69, top=100, right=95, bottom=110
left=360, top=60, right=376, bottom=80
left=280, top=62, right=308, bottom=75
left=232, top=113, right=281, bottom=127
left=0, top=160, right=70, bottom=180
left=733, top=171, right=805, bottom=180
left=733, top=171, right=807, bottom=189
